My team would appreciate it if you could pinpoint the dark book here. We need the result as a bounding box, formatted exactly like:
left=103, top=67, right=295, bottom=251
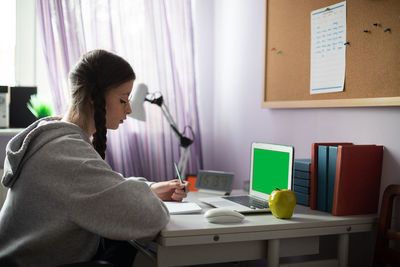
left=294, top=177, right=310, bottom=187
left=294, top=158, right=311, bottom=172
left=294, top=170, right=310, bottom=179
left=294, top=184, right=309, bottom=194
left=326, top=146, right=338, bottom=213
left=317, top=146, right=328, bottom=211
left=310, top=142, right=353, bottom=210
left=294, top=191, right=309, bottom=206
left=332, top=145, right=384, bottom=216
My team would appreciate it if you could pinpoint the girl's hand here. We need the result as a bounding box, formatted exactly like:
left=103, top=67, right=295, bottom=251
left=150, top=179, right=189, bottom=201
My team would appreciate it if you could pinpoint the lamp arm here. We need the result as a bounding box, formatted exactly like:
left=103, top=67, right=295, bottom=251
left=144, top=91, right=193, bottom=146
left=160, top=103, right=180, bottom=137
left=160, top=103, right=193, bottom=148
left=141, top=90, right=194, bottom=177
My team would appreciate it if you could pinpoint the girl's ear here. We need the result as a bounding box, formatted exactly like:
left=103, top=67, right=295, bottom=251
left=86, top=97, right=95, bottom=116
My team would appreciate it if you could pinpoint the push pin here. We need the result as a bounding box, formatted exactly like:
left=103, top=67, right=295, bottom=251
left=324, top=7, right=331, bottom=12
left=363, top=30, right=370, bottom=33
left=384, top=28, right=391, bottom=32
left=271, top=48, right=277, bottom=51
left=276, top=50, right=282, bottom=55
left=344, top=41, right=350, bottom=45
left=373, top=23, right=380, bottom=27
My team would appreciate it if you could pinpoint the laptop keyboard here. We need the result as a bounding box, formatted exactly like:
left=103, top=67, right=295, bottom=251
left=222, top=195, right=269, bottom=209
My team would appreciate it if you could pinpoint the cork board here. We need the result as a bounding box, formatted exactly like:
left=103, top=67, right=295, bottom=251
left=263, top=0, right=400, bottom=108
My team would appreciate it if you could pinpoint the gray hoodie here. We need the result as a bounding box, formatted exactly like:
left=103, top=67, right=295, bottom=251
left=0, top=117, right=169, bottom=266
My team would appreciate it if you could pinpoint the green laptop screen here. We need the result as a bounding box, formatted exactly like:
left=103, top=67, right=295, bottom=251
left=252, top=148, right=290, bottom=194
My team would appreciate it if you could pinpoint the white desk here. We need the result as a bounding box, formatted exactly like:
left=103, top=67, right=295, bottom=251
left=0, top=128, right=23, bottom=136
left=134, top=191, right=377, bottom=267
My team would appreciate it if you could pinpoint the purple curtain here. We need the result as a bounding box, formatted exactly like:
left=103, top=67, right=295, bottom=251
left=36, top=0, right=203, bottom=181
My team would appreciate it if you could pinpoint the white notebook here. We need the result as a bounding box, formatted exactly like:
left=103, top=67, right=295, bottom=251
left=164, top=201, right=202, bottom=214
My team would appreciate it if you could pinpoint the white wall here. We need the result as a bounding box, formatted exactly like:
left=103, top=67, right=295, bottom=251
left=194, top=0, right=400, bottom=198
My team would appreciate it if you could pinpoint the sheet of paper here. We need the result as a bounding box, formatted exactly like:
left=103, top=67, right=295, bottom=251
left=164, top=201, right=202, bottom=214
left=310, top=1, right=346, bottom=94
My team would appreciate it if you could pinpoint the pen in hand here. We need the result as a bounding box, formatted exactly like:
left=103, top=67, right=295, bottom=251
left=174, top=163, right=186, bottom=193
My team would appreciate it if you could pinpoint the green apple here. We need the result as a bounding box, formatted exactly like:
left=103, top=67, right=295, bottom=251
left=268, top=188, right=296, bottom=219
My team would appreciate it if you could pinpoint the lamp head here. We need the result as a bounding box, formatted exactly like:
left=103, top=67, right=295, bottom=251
left=129, top=83, right=149, bottom=121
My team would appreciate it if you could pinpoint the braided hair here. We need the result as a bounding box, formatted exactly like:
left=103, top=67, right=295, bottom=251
left=68, top=50, right=135, bottom=159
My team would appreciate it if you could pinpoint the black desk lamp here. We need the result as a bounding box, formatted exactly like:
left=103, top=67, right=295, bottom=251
left=129, top=83, right=194, bottom=178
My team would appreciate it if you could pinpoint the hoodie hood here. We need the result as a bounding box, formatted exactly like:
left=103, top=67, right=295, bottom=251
left=2, top=117, right=90, bottom=188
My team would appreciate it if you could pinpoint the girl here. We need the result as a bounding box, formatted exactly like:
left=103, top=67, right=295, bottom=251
left=0, top=50, right=188, bottom=267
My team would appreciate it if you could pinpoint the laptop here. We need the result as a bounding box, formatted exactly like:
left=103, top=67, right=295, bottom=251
left=199, top=142, right=294, bottom=213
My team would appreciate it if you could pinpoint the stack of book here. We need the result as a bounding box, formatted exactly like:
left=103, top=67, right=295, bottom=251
left=310, top=142, right=384, bottom=216
left=293, top=159, right=311, bottom=206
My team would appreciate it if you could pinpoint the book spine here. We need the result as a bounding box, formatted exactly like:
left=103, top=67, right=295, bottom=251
left=327, top=146, right=338, bottom=213
left=310, top=144, right=318, bottom=209
left=332, top=145, right=384, bottom=216
left=310, top=142, right=353, bottom=210
left=317, top=145, right=328, bottom=211
left=294, top=170, right=310, bottom=179
left=294, top=159, right=311, bottom=172
left=294, top=178, right=310, bottom=187
left=294, top=191, right=309, bottom=206
left=294, top=184, right=309, bottom=194
left=332, top=146, right=344, bottom=215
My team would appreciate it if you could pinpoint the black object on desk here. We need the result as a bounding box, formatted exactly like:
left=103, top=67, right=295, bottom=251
left=9, top=86, right=37, bottom=128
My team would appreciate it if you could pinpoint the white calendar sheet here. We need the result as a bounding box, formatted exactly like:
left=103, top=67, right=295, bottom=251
left=310, top=1, right=346, bottom=94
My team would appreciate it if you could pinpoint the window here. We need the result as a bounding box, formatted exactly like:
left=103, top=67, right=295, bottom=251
left=0, top=0, right=50, bottom=100
left=0, top=1, right=16, bottom=85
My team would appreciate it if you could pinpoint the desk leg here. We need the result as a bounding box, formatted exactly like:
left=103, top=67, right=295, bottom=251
left=268, top=239, right=280, bottom=267
left=338, top=233, right=349, bottom=267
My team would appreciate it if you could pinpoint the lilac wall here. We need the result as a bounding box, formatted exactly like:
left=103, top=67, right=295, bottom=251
left=194, top=2, right=398, bottom=264
left=194, top=0, right=400, bottom=200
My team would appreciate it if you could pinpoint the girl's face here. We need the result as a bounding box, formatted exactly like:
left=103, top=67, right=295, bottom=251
left=104, top=79, right=134, bottom=130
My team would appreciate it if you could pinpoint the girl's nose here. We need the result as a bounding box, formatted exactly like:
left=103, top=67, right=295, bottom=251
left=126, top=102, right=132, bottom=114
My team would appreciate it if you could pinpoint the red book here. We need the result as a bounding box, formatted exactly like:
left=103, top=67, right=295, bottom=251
left=332, top=145, right=384, bottom=216
left=310, top=142, right=353, bottom=209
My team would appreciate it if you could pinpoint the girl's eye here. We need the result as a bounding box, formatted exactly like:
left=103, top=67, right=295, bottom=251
left=120, top=99, right=127, bottom=104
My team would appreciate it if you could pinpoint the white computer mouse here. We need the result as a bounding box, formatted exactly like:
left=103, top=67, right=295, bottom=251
left=204, top=208, right=245, bottom=224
